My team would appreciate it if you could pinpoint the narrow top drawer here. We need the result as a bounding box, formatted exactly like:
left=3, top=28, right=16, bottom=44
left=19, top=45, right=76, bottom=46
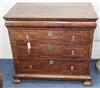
left=5, top=21, right=96, bottom=28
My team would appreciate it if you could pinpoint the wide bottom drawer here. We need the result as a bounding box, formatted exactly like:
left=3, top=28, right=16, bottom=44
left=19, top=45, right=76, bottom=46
left=15, top=59, right=89, bottom=75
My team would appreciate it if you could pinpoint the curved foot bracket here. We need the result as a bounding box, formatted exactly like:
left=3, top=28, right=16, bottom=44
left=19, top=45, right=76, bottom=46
left=83, top=79, right=92, bottom=86
left=13, top=78, right=21, bottom=84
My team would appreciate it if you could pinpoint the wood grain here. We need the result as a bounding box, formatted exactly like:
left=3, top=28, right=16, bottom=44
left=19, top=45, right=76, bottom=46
left=4, top=3, right=98, bottom=85
left=4, top=3, right=98, bottom=21
left=5, top=21, right=97, bottom=28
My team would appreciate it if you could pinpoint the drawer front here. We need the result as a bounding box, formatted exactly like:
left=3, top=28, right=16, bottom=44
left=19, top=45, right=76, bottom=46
left=14, top=43, right=90, bottom=59
left=15, top=59, right=89, bottom=75
left=9, top=29, right=92, bottom=44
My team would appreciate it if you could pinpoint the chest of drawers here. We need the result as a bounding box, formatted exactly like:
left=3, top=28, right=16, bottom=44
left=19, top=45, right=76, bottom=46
left=4, top=3, right=98, bottom=85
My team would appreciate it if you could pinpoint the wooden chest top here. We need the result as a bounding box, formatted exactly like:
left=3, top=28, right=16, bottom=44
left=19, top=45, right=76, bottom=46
left=4, top=3, right=98, bottom=21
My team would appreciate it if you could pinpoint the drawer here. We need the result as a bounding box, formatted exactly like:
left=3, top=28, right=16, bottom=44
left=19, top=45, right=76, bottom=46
left=9, top=29, right=93, bottom=44
left=15, top=59, right=89, bottom=75
left=14, top=43, right=90, bottom=59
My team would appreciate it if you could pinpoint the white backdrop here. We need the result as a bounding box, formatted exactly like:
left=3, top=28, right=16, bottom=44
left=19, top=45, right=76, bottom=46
left=0, top=0, right=100, bottom=59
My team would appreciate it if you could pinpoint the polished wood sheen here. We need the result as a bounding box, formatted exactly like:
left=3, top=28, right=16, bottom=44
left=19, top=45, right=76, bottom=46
left=4, top=3, right=98, bottom=21
left=4, top=3, right=98, bottom=85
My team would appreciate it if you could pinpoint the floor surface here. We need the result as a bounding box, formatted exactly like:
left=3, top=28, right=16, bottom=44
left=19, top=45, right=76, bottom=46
left=0, top=59, right=100, bottom=88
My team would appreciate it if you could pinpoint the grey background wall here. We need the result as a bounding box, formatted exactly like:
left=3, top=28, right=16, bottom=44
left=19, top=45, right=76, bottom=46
left=0, top=0, right=100, bottom=59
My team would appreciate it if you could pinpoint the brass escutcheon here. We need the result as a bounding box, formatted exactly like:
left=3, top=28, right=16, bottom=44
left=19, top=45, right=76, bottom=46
left=48, top=44, right=53, bottom=50
left=48, top=31, right=53, bottom=36
left=49, top=60, right=54, bottom=64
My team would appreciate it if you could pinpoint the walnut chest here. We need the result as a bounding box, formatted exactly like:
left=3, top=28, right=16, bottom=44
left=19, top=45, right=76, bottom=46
left=4, top=3, right=98, bottom=85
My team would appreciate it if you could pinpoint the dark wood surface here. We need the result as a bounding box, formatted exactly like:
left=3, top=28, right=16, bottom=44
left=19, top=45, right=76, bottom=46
left=4, top=3, right=98, bottom=85
left=14, top=44, right=90, bottom=59
left=5, top=21, right=97, bottom=28
left=0, top=73, right=3, bottom=88
left=15, top=59, right=89, bottom=75
left=9, top=28, right=93, bottom=44
left=4, top=3, right=98, bottom=21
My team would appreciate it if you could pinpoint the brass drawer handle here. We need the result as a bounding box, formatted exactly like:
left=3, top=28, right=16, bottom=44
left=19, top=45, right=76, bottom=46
left=49, top=60, right=54, bottom=65
left=48, top=31, right=53, bottom=36
left=26, top=34, right=31, bottom=54
left=26, top=34, right=29, bottom=40
left=70, top=65, right=74, bottom=72
left=71, top=50, right=75, bottom=55
left=29, top=64, right=32, bottom=71
left=48, top=44, right=53, bottom=50
left=72, top=35, right=75, bottom=41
